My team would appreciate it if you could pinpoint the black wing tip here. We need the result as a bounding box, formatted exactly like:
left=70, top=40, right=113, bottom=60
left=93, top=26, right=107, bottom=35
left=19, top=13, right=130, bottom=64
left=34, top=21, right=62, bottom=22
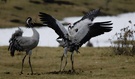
left=101, top=21, right=112, bottom=23
left=39, top=12, right=45, bottom=15
left=83, top=8, right=101, bottom=20
left=39, top=12, right=45, bottom=14
left=39, top=12, right=50, bottom=17
left=39, top=12, right=45, bottom=17
left=95, top=21, right=113, bottom=32
left=106, top=28, right=112, bottom=31
left=39, top=12, right=51, bottom=19
left=39, top=12, right=56, bottom=25
left=102, top=26, right=113, bottom=32
left=100, top=21, right=113, bottom=25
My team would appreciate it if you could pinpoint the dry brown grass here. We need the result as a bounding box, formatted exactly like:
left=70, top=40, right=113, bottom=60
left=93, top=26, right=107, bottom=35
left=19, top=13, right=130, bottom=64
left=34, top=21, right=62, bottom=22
left=0, top=46, right=135, bottom=79
left=0, top=0, right=135, bottom=28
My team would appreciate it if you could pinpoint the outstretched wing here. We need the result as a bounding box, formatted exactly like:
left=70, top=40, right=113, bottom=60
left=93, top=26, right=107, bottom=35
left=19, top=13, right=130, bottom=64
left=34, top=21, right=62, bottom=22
left=69, top=9, right=100, bottom=35
left=89, top=21, right=112, bottom=37
left=39, top=12, right=69, bottom=40
left=73, top=9, right=100, bottom=26
left=72, top=21, right=113, bottom=47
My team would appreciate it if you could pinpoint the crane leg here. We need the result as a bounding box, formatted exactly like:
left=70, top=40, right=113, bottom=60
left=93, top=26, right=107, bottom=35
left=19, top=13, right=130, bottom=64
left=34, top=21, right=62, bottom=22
left=29, top=55, right=33, bottom=75
left=59, top=47, right=68, bottom=72
left=20, top=54, right=27, bottom=75
left=28, top=50, right=33, bottom=75
left=63, top=54, right=67, bottom=71
left=70, top=52, right=75, bottom=72
left=60, top=54, right=64, bottom=72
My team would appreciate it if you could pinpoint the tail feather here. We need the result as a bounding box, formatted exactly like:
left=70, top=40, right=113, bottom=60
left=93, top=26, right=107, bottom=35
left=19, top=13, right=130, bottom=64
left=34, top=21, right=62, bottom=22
left=8, top=42, right=15, bottom=57
left=10, top=48, right=15, bottom=57
left=8, top=28, right=24, bottom=57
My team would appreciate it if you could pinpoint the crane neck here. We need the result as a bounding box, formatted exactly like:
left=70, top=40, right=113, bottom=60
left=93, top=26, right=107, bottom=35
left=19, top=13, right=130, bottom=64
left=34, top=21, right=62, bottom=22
left=31, top=28, right=39, bottom=40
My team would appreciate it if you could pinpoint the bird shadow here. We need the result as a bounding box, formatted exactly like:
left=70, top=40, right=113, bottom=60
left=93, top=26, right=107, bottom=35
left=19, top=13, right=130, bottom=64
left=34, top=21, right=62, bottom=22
left=2, top=71, right=82, bottom=76
left=25, top=71, right=71, bottom=76
left=24, top=71, right=80, bottom=75
left=46, top=70, right=81, bottom=75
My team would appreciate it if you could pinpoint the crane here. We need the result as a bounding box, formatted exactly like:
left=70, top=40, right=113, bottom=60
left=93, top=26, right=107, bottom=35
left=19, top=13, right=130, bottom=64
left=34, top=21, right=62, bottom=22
left=29, top=9, right=113, bottom=72
left=8, top=17, right=39, bottom=75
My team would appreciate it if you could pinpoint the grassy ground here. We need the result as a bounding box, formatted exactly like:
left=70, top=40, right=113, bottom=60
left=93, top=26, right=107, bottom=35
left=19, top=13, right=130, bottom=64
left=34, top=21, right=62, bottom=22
left=0, top=0, right=135, bottom=28
left=0, top=46, right=135, bottom=79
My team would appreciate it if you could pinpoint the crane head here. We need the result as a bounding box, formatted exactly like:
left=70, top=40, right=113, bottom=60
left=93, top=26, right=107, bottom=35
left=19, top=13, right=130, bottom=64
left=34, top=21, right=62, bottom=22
left=26, top=17, right=33, bottom=28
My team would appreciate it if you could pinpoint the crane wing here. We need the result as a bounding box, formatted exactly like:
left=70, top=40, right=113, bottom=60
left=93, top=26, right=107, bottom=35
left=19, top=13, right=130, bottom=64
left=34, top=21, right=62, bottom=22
left=70, top=9, right=100, bottom=35
left=89, top=21, right=113, bottom=37
left=16, top=37, right=33, bottom=47
left=73, top=9, right=100, bottom=26
left=72, top=21, right=113, bottom=47
left=39, top=12, right=69, bottom=40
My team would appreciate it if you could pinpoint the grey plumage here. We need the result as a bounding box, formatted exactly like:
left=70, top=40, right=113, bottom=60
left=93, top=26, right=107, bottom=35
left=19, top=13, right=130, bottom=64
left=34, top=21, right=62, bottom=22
left=8, top=17, right=39, bottom=75
left=30, top=9, right=113, bottom=72
left=8, top=27, right=23, bottom=56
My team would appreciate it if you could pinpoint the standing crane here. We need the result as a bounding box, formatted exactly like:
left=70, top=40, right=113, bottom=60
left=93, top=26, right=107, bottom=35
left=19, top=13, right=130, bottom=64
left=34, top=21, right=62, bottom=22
left=30, top=9, right=113, bottom=72
left=8, top=17, right=39, bottom=75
